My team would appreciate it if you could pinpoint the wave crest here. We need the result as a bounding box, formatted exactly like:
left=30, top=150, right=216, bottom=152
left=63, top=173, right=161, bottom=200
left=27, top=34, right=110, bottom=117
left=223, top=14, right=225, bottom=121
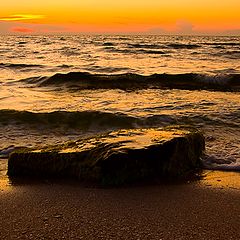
left=23, top=72, right=240, bottom=91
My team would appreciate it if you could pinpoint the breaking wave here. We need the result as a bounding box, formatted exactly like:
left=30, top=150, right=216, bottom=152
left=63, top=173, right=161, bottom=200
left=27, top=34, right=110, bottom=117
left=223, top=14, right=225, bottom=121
left=22, top=72, right=240, bottom=91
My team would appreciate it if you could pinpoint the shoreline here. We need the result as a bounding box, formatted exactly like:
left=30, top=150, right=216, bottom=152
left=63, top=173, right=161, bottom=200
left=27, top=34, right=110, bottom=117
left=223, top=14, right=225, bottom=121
left=0, top=170, right=239, bottom=239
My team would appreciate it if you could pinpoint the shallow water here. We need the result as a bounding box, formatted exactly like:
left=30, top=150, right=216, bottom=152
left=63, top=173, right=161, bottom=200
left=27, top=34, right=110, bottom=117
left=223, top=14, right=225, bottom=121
left=0, top=35, right=239, bottom=172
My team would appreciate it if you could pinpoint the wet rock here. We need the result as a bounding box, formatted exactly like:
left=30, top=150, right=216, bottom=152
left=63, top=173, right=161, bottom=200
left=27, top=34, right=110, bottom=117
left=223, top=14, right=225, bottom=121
left=8, top=127, right=205, bottom=185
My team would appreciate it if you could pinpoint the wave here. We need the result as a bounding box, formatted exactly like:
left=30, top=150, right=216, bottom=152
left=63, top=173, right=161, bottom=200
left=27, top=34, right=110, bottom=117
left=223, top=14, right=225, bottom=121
left=0, top=110, right=183, bottom=130
left=0, top=63, right=74, bottom=72
left=102, top=42, right=115, bottom=46
left=23, top=72, right=240, bottom=91
left=57, top=64, right=73, bottom=68
left=126, top=43, right=201, bottom=50
left=103, top=46, right=168, bottom=55
left=0, top=110, right=138, bottom=130
left=203, top=155, right=240, bottom=171
left=211, top=50, right=240, bottom=59
left=0, top=109, right=238, bottom=130
left=138, top=49, right=167, bottom=54
left=166, top=43, right=201, bottom=49
left=204, top=162, right=240, bottom=171
left=0, top=62, right=44, bottom=69
left=84, top=65, right=132, bottom=73
left=223, top=50, right=240, bottom=59
left=18, top=41, right=27, bottom=45
left=202, top=42, right=240, bottom=46
left=127, top=43, right=162, bottom=49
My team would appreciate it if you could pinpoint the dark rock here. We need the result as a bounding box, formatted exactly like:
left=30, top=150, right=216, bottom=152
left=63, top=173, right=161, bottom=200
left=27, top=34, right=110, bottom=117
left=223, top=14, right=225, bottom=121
left=8, top=127, right=205, bottom=185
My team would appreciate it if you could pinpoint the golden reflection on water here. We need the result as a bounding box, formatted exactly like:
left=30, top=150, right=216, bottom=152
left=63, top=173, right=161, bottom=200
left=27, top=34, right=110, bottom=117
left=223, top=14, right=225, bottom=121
left=104, top=128, right=187, bottom=148
left=201, top=170, right=240, bottom=190
left=60, top=128, right=188, bottom=153
left=1, top=86, right=240, bottom=116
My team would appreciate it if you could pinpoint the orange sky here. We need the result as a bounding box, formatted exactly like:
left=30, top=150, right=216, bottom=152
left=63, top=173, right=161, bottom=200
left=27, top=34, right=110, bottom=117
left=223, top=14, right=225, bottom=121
left=0, top=0, right=240, bottom=34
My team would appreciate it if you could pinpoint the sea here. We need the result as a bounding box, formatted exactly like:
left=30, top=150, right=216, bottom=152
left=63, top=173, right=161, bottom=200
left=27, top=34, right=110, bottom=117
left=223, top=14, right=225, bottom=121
left=0, top=35, right=239, bottom=176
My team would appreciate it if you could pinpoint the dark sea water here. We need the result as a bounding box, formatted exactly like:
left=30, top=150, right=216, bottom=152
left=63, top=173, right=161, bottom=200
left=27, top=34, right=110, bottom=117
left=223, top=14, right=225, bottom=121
left=0, top=35, right=239, bottom=173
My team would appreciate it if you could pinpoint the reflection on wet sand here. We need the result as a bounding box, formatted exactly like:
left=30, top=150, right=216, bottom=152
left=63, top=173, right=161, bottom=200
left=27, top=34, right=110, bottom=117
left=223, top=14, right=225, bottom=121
left=0, top=176, right=12, bottom=192
left=201, top=170, right=240, bottom=190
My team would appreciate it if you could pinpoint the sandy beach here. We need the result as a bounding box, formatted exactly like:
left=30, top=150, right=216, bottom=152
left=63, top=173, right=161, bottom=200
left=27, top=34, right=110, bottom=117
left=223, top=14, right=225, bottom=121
left=0, top=171, right=239, bottom=240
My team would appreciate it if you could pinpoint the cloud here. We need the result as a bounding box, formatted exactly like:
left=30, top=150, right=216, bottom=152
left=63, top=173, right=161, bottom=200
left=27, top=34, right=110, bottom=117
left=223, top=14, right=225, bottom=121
left=0, top=14, right=44, bottom=22
left=176, top=20, right=194, bottom=33
left=0, top=21, right=70, bottom=34
left=146, top=20, right=195, bottom=35
left=11, top=27, right=34, bottom=33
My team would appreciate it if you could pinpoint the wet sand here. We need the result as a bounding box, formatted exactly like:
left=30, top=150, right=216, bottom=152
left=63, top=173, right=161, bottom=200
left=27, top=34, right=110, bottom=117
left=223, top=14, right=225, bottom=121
left=0, top=172, right=240, bottom=240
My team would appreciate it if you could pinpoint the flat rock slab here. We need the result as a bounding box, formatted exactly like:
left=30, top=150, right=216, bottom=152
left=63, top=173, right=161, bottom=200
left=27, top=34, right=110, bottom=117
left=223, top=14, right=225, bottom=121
left=8, top=128, right=205, bottom=185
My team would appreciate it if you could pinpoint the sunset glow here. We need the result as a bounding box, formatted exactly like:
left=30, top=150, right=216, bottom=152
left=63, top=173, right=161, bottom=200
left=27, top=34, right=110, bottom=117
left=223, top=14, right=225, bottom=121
left=0, top=0, right=240, bottom=34
left=0, top=14, right=45, bottom=22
